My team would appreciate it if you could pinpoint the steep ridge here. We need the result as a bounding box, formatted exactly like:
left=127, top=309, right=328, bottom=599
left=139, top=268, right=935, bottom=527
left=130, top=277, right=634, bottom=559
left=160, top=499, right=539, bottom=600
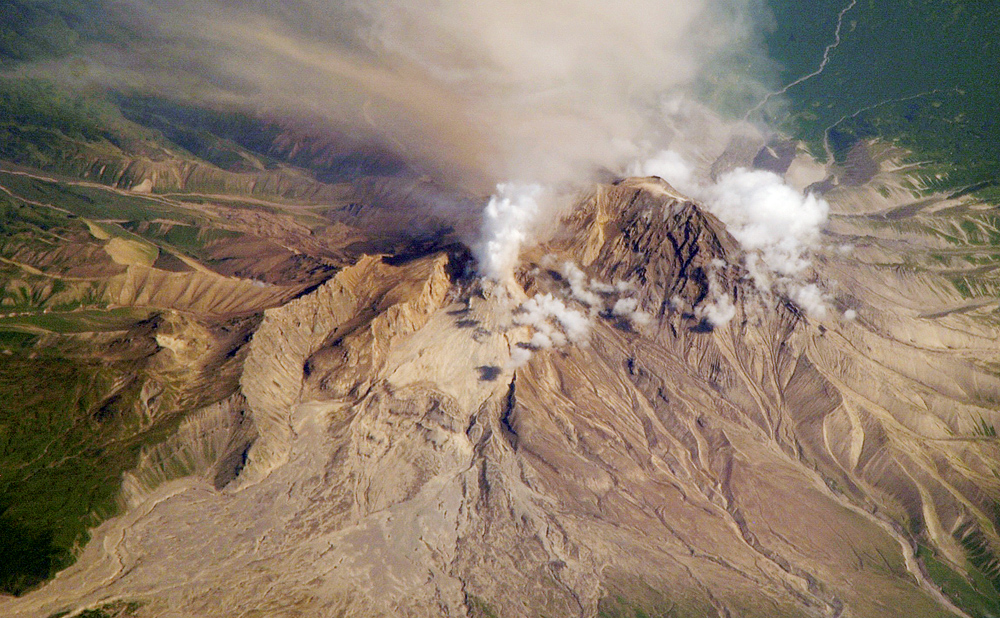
left=119, top=394, right=256, bottom=508
left=0, top=179, right=971, bottom=618
left=105, top=265, right=304, bottom=317
left=237, top=253, right=453, bottom=486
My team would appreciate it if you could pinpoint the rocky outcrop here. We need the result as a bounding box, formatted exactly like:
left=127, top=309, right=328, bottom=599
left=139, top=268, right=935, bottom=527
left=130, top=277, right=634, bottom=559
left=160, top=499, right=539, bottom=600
left=119, top=394, right=256, bottom=508
left=237, top=253, right=453, bottom=487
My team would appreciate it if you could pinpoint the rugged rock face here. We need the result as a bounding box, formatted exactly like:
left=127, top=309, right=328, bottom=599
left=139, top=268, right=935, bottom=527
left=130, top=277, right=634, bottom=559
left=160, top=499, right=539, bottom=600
left=238, top=253, right=454, bottom=487
left=2, top=177, right=994, bottom=618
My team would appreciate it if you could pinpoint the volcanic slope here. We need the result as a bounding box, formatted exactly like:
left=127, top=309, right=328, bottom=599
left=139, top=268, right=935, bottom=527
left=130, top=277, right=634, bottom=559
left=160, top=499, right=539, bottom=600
left=1, top=177, right=987, bottom=618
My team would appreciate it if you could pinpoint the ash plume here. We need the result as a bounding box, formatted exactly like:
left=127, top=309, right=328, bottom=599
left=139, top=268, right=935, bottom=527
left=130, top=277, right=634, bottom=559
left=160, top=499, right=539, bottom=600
left=36, top=0, right=774, bottom=190
left=29, top=0, right=808, bottom=287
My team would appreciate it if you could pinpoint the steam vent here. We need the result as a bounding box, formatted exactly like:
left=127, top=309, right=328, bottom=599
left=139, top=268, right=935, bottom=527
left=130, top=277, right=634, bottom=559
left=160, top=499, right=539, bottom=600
left=3, top=2, right=1000, bottom=618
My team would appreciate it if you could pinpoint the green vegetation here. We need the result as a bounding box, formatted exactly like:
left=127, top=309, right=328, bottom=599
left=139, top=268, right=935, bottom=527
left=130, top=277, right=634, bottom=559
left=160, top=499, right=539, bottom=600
left=0, top=305, right=242, bottom=597
left=740, top=0, right=1000, bottom=199
left=0, top=349, right=152, bottom=595
left=0, top=275, right=109, bottom=318
left=0, top=190, right=109, bottom=313
left=0, top=171, right=260, bottom=294
left=0, top=305, right=253, bottom=596
left=0, top=181, right=77, bottom=236
left=597, top=595, right=675, bottom=618
left=0, top=505, right=70, bottom=597
left=0, top=1, right=129, bottom=64
left=0, top=2, right=149, bottom=179
left=114, top=96, right=287, bottom=174
left=0, top=75, right=150, bottom=178
left=917, top=543, right=1000, bottom=617
left=923, top=211, right=1000, bottom=248
left=0, top=340, right=221, bottom=596
left=973, top=417, right=999, bottom=439
left=755, top=0, right=1000, bottom=199
left=0, top=329, right=39, bottom=350
left=120, top=220, right=242, bottom=257
left=0, top=77, right=124, bottom=144
left=0, top=172, right=198, bottom=224
left=466, top=595, right=500, bottom=618
left=79, top=600, right=145, bottom=618
left=0, top=308, right=153, bottom=334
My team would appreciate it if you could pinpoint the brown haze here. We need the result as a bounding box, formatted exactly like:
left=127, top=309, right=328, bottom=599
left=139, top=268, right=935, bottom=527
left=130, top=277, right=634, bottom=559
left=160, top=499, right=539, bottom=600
left=55, top=0, right=774, bottom=190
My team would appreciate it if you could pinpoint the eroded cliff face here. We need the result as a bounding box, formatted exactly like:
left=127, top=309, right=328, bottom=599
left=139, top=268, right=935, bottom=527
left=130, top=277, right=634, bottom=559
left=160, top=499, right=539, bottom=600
left=3, top=177, right=993, bottom=618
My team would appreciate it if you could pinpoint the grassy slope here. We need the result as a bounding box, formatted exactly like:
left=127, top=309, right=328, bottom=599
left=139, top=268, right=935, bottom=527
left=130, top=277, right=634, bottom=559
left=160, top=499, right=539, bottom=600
left=0, top=21, right=260, bottom=590
left=0, top=308, right=252, bottom=597
left=0, top=345, right=154, bottom=595
left=0, top=162, right=276, bottom=595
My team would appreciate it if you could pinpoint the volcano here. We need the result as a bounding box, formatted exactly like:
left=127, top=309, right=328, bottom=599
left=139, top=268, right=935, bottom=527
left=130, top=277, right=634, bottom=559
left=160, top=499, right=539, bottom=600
left=5, top=170, right=998, bottom=618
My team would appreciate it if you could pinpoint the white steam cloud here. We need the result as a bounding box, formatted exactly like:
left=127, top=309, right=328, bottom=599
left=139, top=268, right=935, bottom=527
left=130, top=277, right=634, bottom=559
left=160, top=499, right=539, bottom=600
left=611, top=297, right=652, bottom=327
left=509, top=292, right=591, bottom=368
left=508, top=261, right=652, bottom=368
left=635, top=150, right=832, bottom=317
left=476, top=184, right=544, bottom=282
left=560, top=261, right=605, bottom=309
left=704, top=170, right=829, bottom=281
left=38, top=0, right=788, bottom=293
left=517, top=294, right=590, bottom=345
left=696, top=261, right=738, bottom=326
left=54, top=1, right=821, bottom=319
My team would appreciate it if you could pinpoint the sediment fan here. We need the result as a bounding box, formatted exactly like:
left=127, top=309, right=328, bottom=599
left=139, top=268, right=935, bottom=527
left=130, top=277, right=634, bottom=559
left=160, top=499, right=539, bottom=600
left=5, top=174, right=997, bottom=618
